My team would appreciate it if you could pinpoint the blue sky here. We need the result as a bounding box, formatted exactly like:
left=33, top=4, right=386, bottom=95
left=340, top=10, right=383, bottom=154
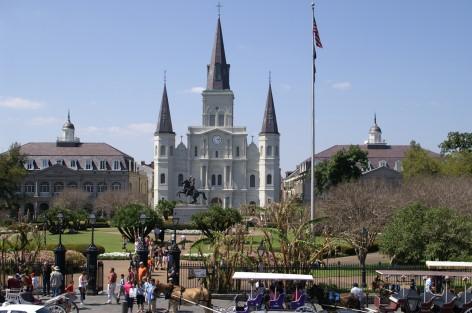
left=1, top=1, right=471, bottom=172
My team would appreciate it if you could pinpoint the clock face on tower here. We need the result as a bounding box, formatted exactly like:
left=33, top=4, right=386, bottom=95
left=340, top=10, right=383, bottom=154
left=212, top=135, right=222, bottom=145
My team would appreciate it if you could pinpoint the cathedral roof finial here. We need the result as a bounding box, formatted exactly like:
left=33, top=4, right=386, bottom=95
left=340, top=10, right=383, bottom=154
left=374, top=113, right=377, bottom=125
left=164, top=70, right=167, bottom=85
left=67, top=109, right=71, bottom=123
left=155, top=81, right=175, bottom=135
left=260, top=81, right=279, bottom=135
left=217, top=2, right=223, bottom=18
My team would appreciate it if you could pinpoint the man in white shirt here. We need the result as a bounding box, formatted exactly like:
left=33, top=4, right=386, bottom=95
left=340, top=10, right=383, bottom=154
left=350, top=283, right=365, bottom=307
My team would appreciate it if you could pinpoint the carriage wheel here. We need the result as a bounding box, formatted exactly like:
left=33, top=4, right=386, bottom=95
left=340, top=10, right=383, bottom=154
left=295, top=304, right=317, bottom=312
left=464, top=308, right=472, bottom=313
left=68, top=301, right=79, bottom=313
left=46, top=304, right=67, bottom=313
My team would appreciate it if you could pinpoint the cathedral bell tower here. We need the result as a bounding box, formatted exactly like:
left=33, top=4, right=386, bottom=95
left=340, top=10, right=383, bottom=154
left=258, top=82, right=280, bottom=206
left=153, top=83, right=175, bottom=207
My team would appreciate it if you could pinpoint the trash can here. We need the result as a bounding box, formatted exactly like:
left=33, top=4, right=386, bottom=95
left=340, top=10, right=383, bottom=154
left=122, top=301, right=128, bottom=313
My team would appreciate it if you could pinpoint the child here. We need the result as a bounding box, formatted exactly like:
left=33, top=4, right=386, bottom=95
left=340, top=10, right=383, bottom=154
left=118, top=274, right=125, bottom=304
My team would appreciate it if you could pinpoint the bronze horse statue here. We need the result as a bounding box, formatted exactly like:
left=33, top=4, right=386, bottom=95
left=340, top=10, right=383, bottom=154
left=156, top=281, right=212, bottom=313
left=176, top=177, right=207, bottom=204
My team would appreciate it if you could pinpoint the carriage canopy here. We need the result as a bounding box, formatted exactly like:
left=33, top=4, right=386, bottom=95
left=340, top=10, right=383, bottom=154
left=232, top=272, right=314, bottom=281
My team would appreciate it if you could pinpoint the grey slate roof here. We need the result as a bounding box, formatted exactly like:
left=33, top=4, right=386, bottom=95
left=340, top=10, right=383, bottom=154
left=207, top=17, right=230, bottom=90
left=155, top=84, right=174, bottom=135
left=260, top=83, right=279, bottom=135
left=20, top=142, right=131, bottom=157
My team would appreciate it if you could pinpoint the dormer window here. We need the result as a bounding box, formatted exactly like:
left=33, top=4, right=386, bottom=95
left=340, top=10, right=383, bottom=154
left=113, top=160, right=120, bottom=171
left=56, top=159, right=63, bottom=165
left=26, top=160, right=34, bottom=170
left=85, top=160, right=92, bottom=170
left=70, top=160, right=77, bottom=168
left=99, top=160, right=107, bottom=170
left=379, top=160, right=388, bottom=167
left=41, top=159, right=49, bottom=169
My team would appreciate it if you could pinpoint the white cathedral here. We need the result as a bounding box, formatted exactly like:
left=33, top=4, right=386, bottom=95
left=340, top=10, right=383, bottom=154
left=153, top=17, right=281, bottom=209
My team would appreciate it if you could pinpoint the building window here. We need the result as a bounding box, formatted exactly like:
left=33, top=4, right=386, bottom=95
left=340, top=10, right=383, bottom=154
left=250, top=175, right=256, bottom=188
left=218, top=114, right=224, bottom=126
left=215, top=151, right=219, bottom=158
left=53, top=182, right=64, bottom=193
left=85, top=160, right=92, bottom=170
left=236, top=146, right=240, bottom=157
left=178, top=174, right=184, bottom=186
left=97, top=183, right=107, bottom=193
left=26, top=160, right=34, bottom=170
left=266, top=174, right=272, bottom=185
left=160, top=145, right=166, bottom=156
left=39, top=182, right=49, bottom=193
left=155, top=145, right=158, bottom=156
left=99, top=160, right=106, bottom=170
left=111, top=182, right=121, bottom=191
left=56, top=159, right=63, bottom=165
left=211, top=175, right=216, bottom=186
left=24, top=182, right=35, bottom=193
left=260, top=146, right=263, bottom=156
left=41, top=159, right=49, bottom=169
left=379, top=160, right=388, bottom=167
left=217, top=174, right=222, bottom=186
left=394, top=160, right=402, bottom=171
left=113, top=160, right=120, bottom=170
left=160, top=174, right=166, bottom=185
left=170, top=146, right=174, bottom=156
left=83, top=183, right=94, bottom=193
left=67, top=182, right=78, bottom=188
left=70, top=160, right=77, bottom=168
left=194, top=146, right=198, bottom=157
left=266, top=146, right=272, bottom=156
left=209, top=114, right=216, bottom=126
left=275, top=145, right=279, bottom=156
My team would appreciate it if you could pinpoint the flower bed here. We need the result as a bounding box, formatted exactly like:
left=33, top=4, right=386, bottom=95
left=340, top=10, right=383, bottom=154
left=164, top=229, right=202, bottom=235
left=98, top=251, right=132, bottom=260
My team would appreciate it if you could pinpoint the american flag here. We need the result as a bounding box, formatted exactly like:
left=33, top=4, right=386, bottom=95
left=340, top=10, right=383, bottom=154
left=313, top=17, right=323, bottom=49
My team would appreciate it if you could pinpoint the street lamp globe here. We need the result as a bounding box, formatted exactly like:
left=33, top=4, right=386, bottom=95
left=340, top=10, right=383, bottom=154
left=57, top=212, right=64, bottom=224
left=139, top=213, right=147, bottom=225
left=257, top=241, right=266, bottom=258
left=88, top=213, right=96, bottom=225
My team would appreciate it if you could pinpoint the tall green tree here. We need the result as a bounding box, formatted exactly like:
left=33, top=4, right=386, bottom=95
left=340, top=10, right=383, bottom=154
left=439, top=132, right=472, bottom=154
left=191, top=206, right=242, bottom=240
left=380, top=204, right=472, bottom=264
left=111, top=203, right=163, bottom=241
left=314, top=145, right=368, bottom=194
left=0, top=143, right=27, bottom=210
left=402, top=141, right=441, bottom=178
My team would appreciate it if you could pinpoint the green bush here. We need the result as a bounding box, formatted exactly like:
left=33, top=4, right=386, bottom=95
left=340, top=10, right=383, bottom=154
left=46, top=243, right=105, bottom=256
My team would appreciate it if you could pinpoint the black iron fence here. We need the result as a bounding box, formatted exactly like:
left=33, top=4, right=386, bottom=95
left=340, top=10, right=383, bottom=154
left=179, top=261, right=472, bottom=293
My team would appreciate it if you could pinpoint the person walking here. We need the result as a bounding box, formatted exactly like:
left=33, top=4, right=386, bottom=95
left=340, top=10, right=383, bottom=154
left=145, top=279, right=156, bottom=313
left=106, top=267, right=118, bottom=304
left=41, top=262, right=51, bottom=296
left=50, top=266, right=63, bottom=297
left=135, top=281, right=145, bottom=313
left=78, top=272, right=88, bottom=306
left=123, top=277, right=135, bottom=313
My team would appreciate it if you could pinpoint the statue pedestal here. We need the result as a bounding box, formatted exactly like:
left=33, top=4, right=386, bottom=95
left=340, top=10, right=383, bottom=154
left=173, top=204, right=208, bottom=224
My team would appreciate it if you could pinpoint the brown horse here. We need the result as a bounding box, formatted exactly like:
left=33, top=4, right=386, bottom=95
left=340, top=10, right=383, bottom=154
left=156, top=281, right=212, bottom=313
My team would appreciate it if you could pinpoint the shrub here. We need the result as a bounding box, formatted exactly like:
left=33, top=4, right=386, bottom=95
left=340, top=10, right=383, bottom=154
left=46, top=243, right=105, bottom=256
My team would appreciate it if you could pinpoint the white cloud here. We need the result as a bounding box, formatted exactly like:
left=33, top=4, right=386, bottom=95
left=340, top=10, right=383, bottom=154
left=84, top=123, right=155, bottom=136
left=0, top=97, right=43, bottom=109
left=30, top=116, right=61, bottom=126
left=185, top=86, right=205, bottom=94
left=331, top=81, right=352, bottom=91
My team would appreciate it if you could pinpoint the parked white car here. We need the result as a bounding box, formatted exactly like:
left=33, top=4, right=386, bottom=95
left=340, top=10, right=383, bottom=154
left=0, top=303, right=49, bottom=313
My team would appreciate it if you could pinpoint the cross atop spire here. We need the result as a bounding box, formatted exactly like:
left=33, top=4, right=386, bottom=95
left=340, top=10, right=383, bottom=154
left=155, top=83, right=174, bottom=135
left=260, top=82, right=279, bottom=135
left=217, top=2, right=223, bottom=17
left=374, top=113, right=377, bottom=125
left=164, top=70, right=167, bottom=84
left=207, top=16, right=230, bottom=90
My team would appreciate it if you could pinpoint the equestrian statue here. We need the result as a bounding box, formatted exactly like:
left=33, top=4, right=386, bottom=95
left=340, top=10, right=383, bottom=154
left=176, top=176, right=207, bottom=204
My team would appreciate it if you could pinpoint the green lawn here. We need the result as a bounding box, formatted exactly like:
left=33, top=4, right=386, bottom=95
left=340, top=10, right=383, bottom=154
left=46, top=227, right=133, bottom=252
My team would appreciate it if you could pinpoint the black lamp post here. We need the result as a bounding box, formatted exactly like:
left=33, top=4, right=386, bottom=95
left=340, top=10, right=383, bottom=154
left=361, top=227, right=368, bottom=288
left=86, top=213, right=99, bottom=295
left=168, top=217, right=181, bottom=285
left=43, top=218, right=47, bottom=246
left=53, top=212, right=66, bottom=289
left=257, top=240, right=266, bottom=272
left=136, top=213, right=149, bottom=266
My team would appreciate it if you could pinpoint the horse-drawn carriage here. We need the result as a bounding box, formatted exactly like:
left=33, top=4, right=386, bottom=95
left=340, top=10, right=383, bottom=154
left=3, top=289, right=79, bottom=313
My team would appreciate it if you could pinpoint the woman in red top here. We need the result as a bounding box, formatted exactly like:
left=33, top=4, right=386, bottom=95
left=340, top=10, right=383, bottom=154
left=124, top=277, right=135, bottom=313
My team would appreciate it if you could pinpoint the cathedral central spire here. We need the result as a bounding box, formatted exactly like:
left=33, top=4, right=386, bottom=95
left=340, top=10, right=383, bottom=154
left=260, top=82, right=279, bottom=134
left=207, top=17, right=230, bottom=90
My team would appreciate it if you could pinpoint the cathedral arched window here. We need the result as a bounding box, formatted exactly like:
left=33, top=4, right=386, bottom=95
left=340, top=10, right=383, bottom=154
left=275, top=145, right=279, bottom=156
left=217, top=174, right=222, bottom=186
left=266, top=174, right=272, bottom=185
left=178, top=174, right=184, bottom=186
left=160, top=174, right=166, bottom=185
left=211, top=175, right=216, bottom=186
left=209, top=115, right=215, bottom=126
left=194, top=146, right=198, bottom=157
left=215, top=151, right=219, bottom=158
left=160, top=145, right=166, bottom=156
left=250, top=175, right=256, bottom=188
left=266, top=146, right=272, bottom=156
left=236, top=146, right=240, bottom=157
left=218, top=114, right=224, bottom=126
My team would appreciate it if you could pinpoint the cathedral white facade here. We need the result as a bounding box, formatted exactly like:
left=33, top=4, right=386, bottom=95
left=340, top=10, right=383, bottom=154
left=153, top=17, right=280, bottom=209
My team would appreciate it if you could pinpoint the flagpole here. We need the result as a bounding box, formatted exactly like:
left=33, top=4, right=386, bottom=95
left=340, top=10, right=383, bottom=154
left=310, top=2, right=316, bottom=226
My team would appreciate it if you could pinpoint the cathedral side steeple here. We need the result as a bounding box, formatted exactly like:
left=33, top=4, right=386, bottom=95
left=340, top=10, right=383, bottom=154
left=155, top=83, right=175, bottom=135
left=207, top=17, right=230, bottom=90
left=260, top=83, right=279, bottom=135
